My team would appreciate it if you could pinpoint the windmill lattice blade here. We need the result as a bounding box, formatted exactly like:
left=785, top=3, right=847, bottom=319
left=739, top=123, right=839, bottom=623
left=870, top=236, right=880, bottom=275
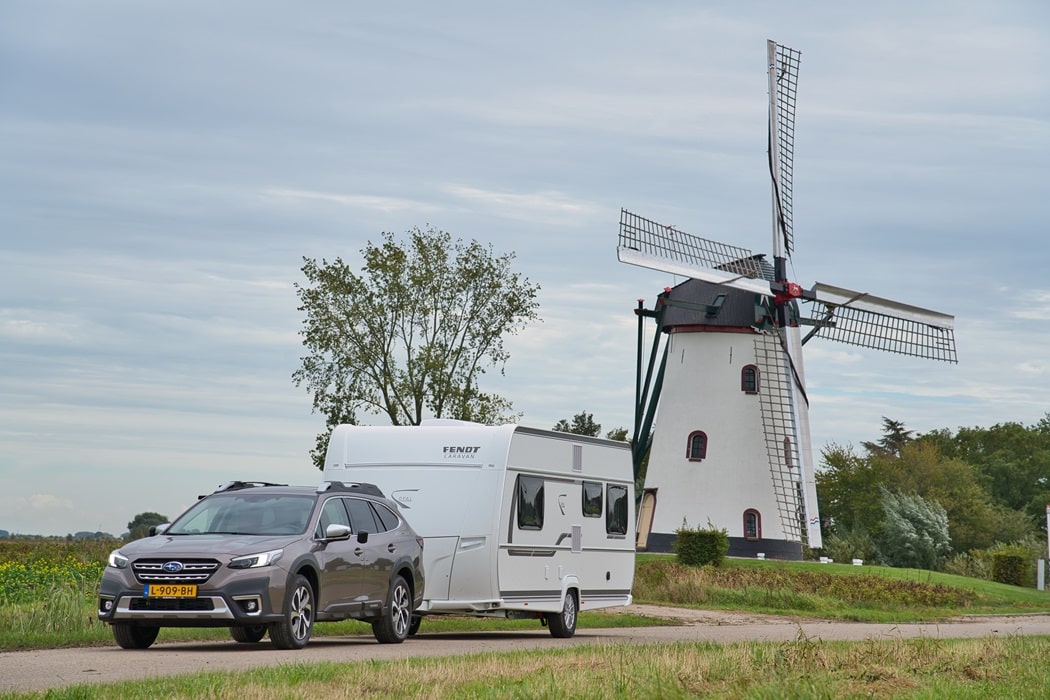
left=753, top=333, right=806, bottom=544
left=618, top=209, right=771, bottom=295
left=770, top=41, right=800, bottom=257
left=803, top=283, right=957, bottom=362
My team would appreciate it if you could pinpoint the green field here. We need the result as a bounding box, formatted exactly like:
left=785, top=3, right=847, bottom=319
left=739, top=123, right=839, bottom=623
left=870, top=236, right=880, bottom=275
left=4, top=540, right=1050, bottom=698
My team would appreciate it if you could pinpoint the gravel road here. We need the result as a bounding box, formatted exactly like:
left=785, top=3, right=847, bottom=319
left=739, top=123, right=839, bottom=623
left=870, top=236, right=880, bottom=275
left=4, top=606, right=1050, bottom=693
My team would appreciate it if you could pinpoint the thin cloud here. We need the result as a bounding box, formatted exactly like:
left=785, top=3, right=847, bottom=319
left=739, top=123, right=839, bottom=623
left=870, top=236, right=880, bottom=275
left=260, top=188, right=437, bottom=214
left=443, top=185, right=600, bottom=223
left=28, top=494, right=73, bottom=511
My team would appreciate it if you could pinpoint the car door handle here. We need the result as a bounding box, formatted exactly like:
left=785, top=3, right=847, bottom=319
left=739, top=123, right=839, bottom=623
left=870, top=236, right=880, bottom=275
left=354, top=547, right=364, bottom=556
left=387, top=544, right=396, bottom=553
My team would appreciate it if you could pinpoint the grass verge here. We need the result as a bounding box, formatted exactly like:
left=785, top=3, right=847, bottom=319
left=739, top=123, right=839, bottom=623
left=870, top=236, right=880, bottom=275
left=634, top=554, right=1050, bottom=622
left=6, top=636, right=1050, bottom=699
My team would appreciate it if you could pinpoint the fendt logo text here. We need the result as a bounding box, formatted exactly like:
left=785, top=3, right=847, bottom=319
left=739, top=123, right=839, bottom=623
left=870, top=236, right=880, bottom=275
left=442, top=445, right=481, bottom=459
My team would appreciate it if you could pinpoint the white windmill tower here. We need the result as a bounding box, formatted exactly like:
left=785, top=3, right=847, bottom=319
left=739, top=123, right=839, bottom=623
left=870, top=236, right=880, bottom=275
left=620, top=40, right=957, bottom=559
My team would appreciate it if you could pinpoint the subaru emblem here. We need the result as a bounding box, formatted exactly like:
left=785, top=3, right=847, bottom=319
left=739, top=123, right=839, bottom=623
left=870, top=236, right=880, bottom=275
left=162, top=561, right=184, bottom=573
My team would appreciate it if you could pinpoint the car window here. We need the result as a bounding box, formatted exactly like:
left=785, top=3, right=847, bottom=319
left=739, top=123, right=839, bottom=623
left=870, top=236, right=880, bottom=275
left=372, top=503, right=400, bottom=532
left=168, top=493, right=314, bottom=535
left=315, top=496, right=351, bottom=538
left=346, top=498, right=381, bottom=535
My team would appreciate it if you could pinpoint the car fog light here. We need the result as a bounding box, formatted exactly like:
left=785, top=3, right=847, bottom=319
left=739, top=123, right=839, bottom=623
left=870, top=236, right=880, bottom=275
left=246, top=600, right=258, bottom=612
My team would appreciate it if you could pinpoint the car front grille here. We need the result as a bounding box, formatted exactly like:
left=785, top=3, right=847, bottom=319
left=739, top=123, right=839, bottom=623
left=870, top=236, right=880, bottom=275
left=129, top=597, right=216, bottom=612
left=132, top=559, right=220, bottom=584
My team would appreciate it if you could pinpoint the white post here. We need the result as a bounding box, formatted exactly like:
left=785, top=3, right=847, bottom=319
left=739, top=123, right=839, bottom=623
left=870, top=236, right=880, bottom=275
left=1044, top=504, right=1050, bottom=591
left=1046, top=504, right=1050, bottom=559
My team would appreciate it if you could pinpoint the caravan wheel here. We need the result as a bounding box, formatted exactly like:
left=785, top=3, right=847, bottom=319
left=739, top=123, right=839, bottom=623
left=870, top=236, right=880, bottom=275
left=547, top=589, right=577, bottom=638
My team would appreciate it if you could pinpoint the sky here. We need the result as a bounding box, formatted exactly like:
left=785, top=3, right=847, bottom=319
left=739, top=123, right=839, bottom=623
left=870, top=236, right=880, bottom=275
left=2, top=2, right=1048, bottom=536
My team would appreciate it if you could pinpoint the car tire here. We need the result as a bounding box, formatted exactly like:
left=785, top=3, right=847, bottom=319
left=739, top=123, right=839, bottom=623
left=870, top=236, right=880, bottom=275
left=547, top=589, right=577, bottom=638
left=112, top=623, right=160, bottom=649
left=230, top=624, right=268, bottom=643
left=371, top=574, right=412, bottom=644
left=269, top=574, right=314, bottom=649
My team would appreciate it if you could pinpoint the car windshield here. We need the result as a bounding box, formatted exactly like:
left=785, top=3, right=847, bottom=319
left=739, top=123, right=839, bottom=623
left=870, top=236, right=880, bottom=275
left=166, top=492, right=315, bottom=536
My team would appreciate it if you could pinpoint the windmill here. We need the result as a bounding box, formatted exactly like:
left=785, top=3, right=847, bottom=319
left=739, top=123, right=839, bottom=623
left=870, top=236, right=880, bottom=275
left=620, top=40, right=957, bottom=559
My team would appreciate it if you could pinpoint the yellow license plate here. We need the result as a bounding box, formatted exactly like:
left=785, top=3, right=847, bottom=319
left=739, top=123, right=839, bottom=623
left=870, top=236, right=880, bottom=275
left=144, top=584, right=197, bottom=598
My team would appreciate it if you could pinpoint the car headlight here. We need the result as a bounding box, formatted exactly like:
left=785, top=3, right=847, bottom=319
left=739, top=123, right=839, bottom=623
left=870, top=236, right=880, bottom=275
left=228, top=548, right=284, bottom=569
left=107, top=550, right=129, bottom=569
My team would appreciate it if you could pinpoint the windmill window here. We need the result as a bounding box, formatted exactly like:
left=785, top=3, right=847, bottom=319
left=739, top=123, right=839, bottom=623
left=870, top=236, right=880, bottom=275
left=783, top=437, right=793, bottom=469
left=741, top=365, right=760, bottom=394
left=743, top=509, right=761, bottom=540
left=686, top=431, right=708, bottom=461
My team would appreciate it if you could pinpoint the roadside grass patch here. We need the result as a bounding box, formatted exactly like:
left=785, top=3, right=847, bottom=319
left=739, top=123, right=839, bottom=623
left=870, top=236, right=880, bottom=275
left=632, top=556, right=1045, bottom=622
left=7, top=637, right=1050, bottom=699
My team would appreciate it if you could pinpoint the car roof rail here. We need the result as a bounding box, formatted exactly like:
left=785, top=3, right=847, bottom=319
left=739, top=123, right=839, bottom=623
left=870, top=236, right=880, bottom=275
left=212, top=480, right=288, bottom=494
left=317, top=481, right=385, bottom=497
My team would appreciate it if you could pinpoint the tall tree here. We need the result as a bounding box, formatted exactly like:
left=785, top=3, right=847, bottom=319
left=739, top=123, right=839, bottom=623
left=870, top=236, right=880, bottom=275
left=294, top=227, right=540, bottom=467
left=923, top=417, right=1050, bottom=515
left=551, top=412, right=628, bottom=442
left=553, top=411, right=601, bottom=437
left=862, top=417, right=914, bottom=457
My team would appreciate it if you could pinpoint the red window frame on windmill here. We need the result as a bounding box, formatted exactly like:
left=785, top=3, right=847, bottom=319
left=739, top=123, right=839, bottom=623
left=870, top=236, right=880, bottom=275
left=741, top=364, right=760, bottom=394
left=686, top=431, right=708, bottom=461
left=743, top=509, right=761, bottom=540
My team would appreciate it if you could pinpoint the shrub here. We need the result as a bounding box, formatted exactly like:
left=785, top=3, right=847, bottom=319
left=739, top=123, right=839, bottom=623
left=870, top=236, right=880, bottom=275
left=876, top=487, right=951, bottom=571
left=943, top=551, right=991, bottom=580
left=821, top=525, right=878, bottom=564
left=991, top=545, right=1030, bottom=587
left=674, top=521, right=729, bottom=567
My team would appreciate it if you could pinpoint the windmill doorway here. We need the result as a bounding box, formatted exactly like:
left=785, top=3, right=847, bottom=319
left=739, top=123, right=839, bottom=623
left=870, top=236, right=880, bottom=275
left=636, top=489, right=657, bottom=551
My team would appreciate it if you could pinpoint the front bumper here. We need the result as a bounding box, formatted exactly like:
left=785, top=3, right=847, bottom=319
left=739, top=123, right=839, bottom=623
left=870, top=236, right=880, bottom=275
left=98, top=572, right=283, bottom=627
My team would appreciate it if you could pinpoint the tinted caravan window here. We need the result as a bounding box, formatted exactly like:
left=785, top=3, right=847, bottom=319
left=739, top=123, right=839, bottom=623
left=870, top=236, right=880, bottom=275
left=516, top=475, right=544, bottom=530
left=582, top=481, right=603, bottom=518
left=606, top=484, right=628, bottom=536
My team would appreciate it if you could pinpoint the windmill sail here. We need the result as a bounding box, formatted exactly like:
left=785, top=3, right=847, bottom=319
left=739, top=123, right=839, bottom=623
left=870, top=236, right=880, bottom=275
left=802, top=283, right=958, bottom=362
left=753, top=332, right=807, bottom=543
left=768, top=40, right=800, bottom=258
left=618, top=209, right=770, bottom=296
left=618, top=209, right=959, bottom=363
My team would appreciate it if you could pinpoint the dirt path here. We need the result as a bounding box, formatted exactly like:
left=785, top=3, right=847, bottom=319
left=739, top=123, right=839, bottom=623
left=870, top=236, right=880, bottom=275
left=4, top=607, right=1050, bottom=693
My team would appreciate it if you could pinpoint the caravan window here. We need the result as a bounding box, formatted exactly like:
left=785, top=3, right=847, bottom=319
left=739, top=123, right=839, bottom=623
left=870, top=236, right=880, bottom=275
left=582, top=481, right=602, bottom=517
left=606, top=484, right=628, bottom=536
left=516, top=475, right=544, bottom=530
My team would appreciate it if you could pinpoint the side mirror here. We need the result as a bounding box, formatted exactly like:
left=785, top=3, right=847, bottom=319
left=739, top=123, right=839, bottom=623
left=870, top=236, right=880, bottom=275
left=324, top=523, right=352, bottom=540
left=149, top=523, right=170, bottom=536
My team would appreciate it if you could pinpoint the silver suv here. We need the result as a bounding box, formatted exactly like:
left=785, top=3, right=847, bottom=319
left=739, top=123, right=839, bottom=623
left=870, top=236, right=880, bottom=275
left=98, top=481, right=425, bottom=649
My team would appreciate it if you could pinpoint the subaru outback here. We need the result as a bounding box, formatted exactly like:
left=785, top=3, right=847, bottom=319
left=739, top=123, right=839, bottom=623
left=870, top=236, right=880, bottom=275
left=98, top=480, right=424, bottom=649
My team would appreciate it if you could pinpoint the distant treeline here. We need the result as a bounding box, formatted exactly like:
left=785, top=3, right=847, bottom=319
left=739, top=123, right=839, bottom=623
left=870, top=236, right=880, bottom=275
left=0, top=531, right=119, bottom=540
left=818, top=415, right=1050, bottom=574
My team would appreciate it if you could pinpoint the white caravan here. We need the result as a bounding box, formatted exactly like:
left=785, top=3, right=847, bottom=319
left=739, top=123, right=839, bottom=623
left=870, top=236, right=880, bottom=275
left=323, top=420, right=635, bottom=638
